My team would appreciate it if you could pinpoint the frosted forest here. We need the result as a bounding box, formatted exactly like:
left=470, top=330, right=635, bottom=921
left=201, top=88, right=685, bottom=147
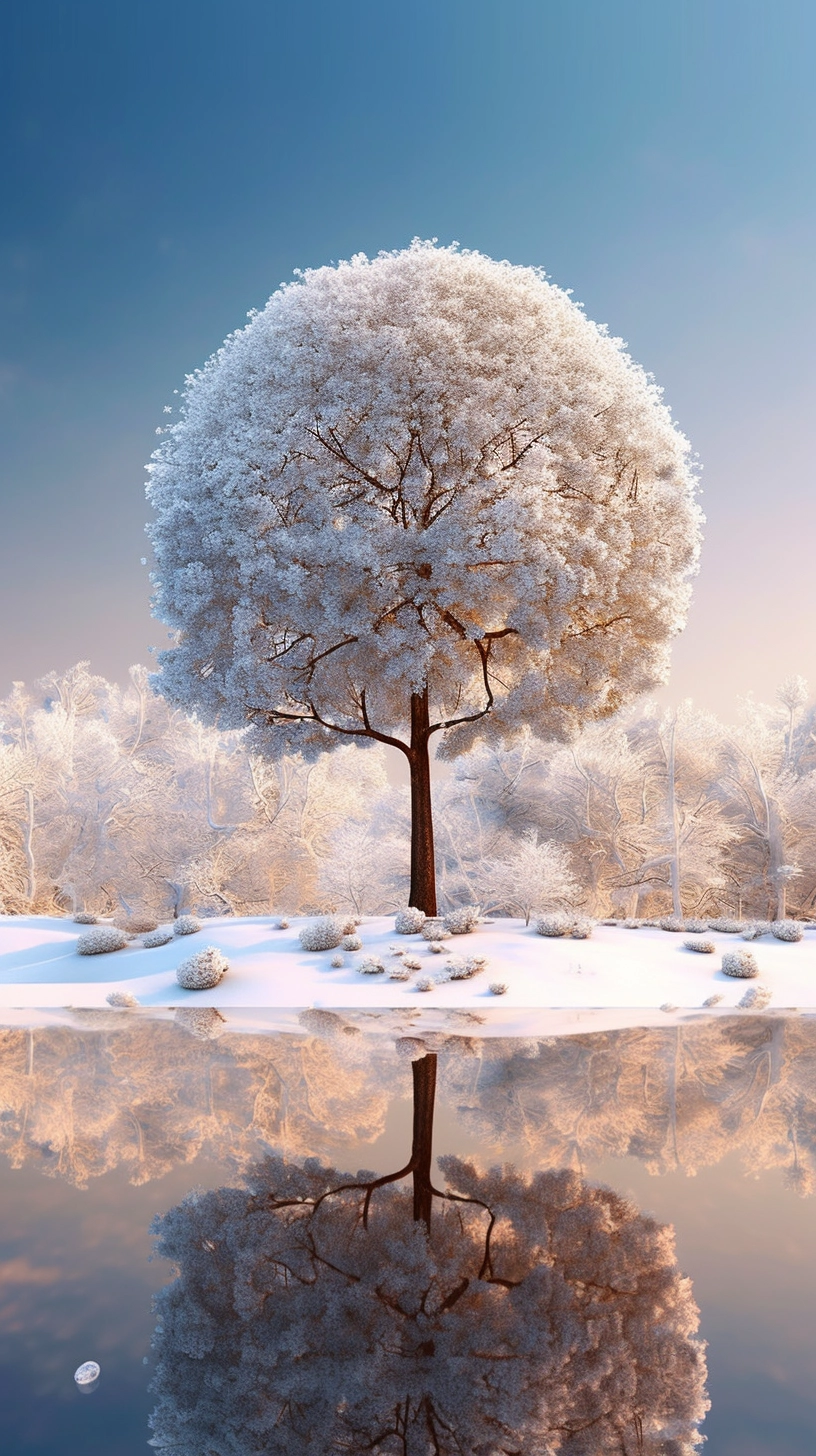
left=2, top=658, right=815, bottom=927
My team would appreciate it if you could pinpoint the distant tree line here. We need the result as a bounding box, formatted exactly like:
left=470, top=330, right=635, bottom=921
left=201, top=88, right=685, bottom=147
left=1, top=662, right=815, bottom=923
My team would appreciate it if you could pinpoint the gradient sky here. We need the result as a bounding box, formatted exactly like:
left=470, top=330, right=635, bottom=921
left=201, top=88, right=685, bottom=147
left=1, top=0, right=814, bottom=719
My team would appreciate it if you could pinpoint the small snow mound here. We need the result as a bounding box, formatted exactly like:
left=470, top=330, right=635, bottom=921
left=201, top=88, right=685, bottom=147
left=76, top=926, right=128, bottom=955
left=342, top=933, right=362, bottom=951
left=414, top=975, right=435, bottom=992
left=421, top=919, right=450, bottom=941
left=684, top=937, right=715, bottom=954
left=659, top=916, right=684, bottom=932
left=106, top=990, right=140, bottom=1008
left=356, top=956, right=385, bottom=975
left=708, top=918, right=744, bottom=934
left=143, top=928, right=174, bottom=948
left=443, top=904, right=480, bottom=935
left=741, top=921, right=770, bottom=940
left=771, top=919, right=803, bottom=942
left=570, top=917, right=594, bottom=939
left=173, top=915, right=202, bottom=937
left=394, top=907, right=426, bottom=935
left=299, top=916, right=345, bottom=952
left=738, top=983, right=772, bottom=1010
left=703, top=993, right=724, bottom=1007
left=534, top=913, right=572, bottom=938
left=721, top=949, right=758, bottom=979
left=488, top=981, right=508, bottom=995
left=684, top=918, right=709, bottom=934
left=176, top=945, right=229, bottom=990
left=72, top=911, right=97, bottom=925
left=622, top=917, right=643, bottom=929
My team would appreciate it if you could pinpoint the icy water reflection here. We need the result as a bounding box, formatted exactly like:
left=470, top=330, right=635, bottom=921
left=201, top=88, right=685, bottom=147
left=0, top=1012, right=815, bottom=1453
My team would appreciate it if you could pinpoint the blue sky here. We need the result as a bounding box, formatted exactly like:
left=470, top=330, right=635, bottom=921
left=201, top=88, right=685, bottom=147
left=1, top=0, right=814, bottom=714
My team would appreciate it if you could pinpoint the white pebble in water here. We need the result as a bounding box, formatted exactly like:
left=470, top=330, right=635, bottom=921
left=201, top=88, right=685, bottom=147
left=74, top=1360, right=100, bottom=1385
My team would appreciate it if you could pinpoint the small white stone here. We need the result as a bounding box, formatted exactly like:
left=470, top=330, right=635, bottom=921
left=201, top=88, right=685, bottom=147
left=74, top=1360, right=100, bottom=1386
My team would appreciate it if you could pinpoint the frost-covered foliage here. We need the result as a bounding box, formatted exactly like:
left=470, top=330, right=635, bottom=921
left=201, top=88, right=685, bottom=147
left=173, top=914, right=202, bottom=937
left=741, top=921, right=771, bottom=940
left=395, top=907, right=426, bottom=934
left=388, top=963, right=412, bottom=981
left=342, top=933, right=362, bottom=951
left=299, top=916, right=345, bottom=952
left=105, top=990, right=139, bottom=1007
left=147, top=241, right=701, bottom=914
left=684, top=938, right=715, bottom=954
left=722, top=949, right=759, bottom=979
left=488, top=981, right=508, bottom=995
left=534, top=912, right=572, bottom=937
left=143, top=928, right=174, bottom=948
left=330, top=954, right=344, bottom=968
left=445, top=954, right=487, bottom=980
left=623, top=917, right=643, bottom=929
left=659, top=916, right=684, bottom=932
left=771, top=919, right=804, bottom=942
left=176, top=946, right=229, bottom=990
left=708, top=918, right=744, bottom=934
left=150, top=1153, right=708, bottom=1455
left=738, top=983, right=772, bottom=1010
left=76, top=926, right=128, bottom=955
left=414, top=975, right=435, bottom=992
left=174, top=1006, right=226, bottom=1040
left=116, top=915, right=158, bottom=935
left=442, top=904, right=480, bottom=935
left=702, top=993, right=724, bottom=1007
left=73, top=910, right=97, bottom=924
left=356, top=957, right=385, bottom=975
left=570, top=916, right=594, bottom=939
left=474, top=831, right=578, bottom=926
left=421, top=919, right=450, bottom=941
left=317, top=819, right=408, bottom=915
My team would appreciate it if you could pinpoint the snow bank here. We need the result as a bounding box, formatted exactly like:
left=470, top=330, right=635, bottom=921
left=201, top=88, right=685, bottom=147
left=0, top=915, right=814, bottom=1030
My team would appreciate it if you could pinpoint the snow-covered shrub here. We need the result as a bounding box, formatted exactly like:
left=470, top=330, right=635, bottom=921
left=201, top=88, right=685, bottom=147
left=600, top=917, right=618, bottom=926
left=106, top=990, right=140, bottom=1007
left=342, top=933, right=362, bottom=951
left=340, top=915, right=360, bottom=935
left=421, top=919, right=450, bottom=942
left=741, top=921, right=770, bottom=940
left=446, top=955, right=487, bottom=980
left=570, top=917, right=594, bottom=939
left=622, top=917, right=643, bottom=929
left=442, top=904, right=480, bottom=935
left=173, top=915, right=202, bottom=937
left=175, top=946, right=229, bottom=990
left=771, top=919, right=803, bottom=942
left=534, top=913, right=572, bottom=937
left=143, top=928, right=174, bottom=948
left=298, top=916, right=345, bottom=952
left=330, top=954, right=344, bottom=968
left=429, top=942, right=444, bottom=953
left=659, top=916, right=684, bottom=932
left=414, top=976, right=435, bottom=992
left=684, top=938, right=715, bottom=954
left=703, top=993, right=724, bottom=1007
left=660, top=1002, right=679, bottom=1013
left=738, top=983, right=772, bottom=1010
left=721, top=949, right=758, bottom=979
left=116, top=915, right=159, bottom=935
left=708, top=918, right=743, bottom=934
left=395, top=907, right=426, bottom=935
left=174, top=1006, right=226, bottom=1040
left=388, top=964, right=412, bottom=981
left=356, top=956, right=385, bottom=975
left=76, top=926, right=128, bottom=955
left=402, top=955, right=422, bottom=970
left=276, top=918, right=290, bottom=930
left=684, top=919, right=709, bottom=934
left=73, top=911, right=97, bottom=925
left=489, top=981, right=508, bottom=995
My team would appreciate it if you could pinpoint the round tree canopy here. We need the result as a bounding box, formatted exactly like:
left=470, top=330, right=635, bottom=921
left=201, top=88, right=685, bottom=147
left=147, top=242, right=702, bottom=762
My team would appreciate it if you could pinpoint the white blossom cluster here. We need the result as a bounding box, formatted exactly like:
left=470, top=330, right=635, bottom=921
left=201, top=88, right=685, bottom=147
left=147, top=242, right=701, bottom=772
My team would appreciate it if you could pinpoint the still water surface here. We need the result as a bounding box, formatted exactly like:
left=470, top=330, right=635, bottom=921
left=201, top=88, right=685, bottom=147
left=0, top=1011, right=814, bottom=1454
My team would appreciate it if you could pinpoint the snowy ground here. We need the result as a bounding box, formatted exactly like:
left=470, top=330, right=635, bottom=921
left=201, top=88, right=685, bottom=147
left=0, top=914, right=814, bottom=1033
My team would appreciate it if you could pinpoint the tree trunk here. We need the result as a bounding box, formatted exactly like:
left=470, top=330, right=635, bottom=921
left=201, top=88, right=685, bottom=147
left=408, top=690, right=437, bottom=915
left=410, top=1054, right=437, bottom=1230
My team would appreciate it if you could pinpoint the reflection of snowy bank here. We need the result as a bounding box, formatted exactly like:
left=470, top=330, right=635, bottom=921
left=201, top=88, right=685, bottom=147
left=1, top=913, right=816, bottom=1015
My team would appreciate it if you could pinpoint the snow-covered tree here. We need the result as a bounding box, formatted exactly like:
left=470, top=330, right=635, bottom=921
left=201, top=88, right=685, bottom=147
left=150, top=1054, right=708, bottom=1455
left=147, top=241, right=702, bottom=915
left=478, top=828, right=578, bottom=924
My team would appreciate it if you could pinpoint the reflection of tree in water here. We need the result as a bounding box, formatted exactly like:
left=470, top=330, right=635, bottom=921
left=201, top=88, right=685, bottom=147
left=443, top=1018, right=816, bottom=1193
left=150, top=1054, right=708, bottom=1456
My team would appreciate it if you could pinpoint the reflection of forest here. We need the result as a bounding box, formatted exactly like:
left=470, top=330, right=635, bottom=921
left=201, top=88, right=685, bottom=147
left=0, top=1014, right=814, bottom=1191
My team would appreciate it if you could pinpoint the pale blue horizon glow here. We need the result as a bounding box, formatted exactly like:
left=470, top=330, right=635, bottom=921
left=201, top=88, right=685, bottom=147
left=0, top=0, right=814, bottom=720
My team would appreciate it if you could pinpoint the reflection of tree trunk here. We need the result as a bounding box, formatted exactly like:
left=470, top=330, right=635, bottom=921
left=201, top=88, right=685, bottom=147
left=411, top=1054, right=437, bottom=1230
left=408, top=691, right=437, bottom=916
